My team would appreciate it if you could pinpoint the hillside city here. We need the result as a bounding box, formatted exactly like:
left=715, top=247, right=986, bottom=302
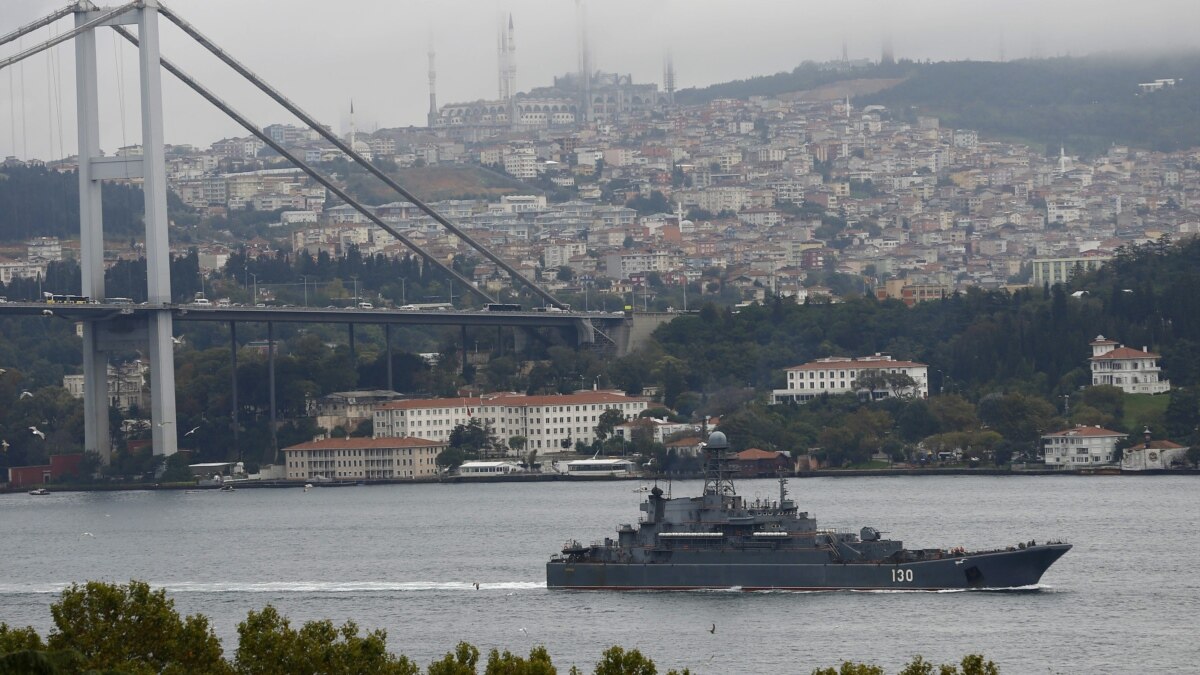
left=3, top=54, right=1200, bottom=487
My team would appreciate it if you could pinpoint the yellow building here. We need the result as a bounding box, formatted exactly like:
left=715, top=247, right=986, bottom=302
left=282, top=436, right=445, bottom=481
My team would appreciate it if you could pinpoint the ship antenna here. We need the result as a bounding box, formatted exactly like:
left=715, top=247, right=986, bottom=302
left=701, top=431, right=736, bottom=497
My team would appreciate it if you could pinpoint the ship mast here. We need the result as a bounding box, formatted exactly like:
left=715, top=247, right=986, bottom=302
left=701, top=431, right=736, bottom=497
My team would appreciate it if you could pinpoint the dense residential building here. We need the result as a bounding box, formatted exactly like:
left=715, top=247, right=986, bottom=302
left=282, top=436, right=445, bottom=480
left=772, top=354, right=929, bottom=404
left=373, top=391, right=649, bottom=452
left=1088, top=335, right=1170, bottom=394
left=1041, top=426, right=1126, bottom=467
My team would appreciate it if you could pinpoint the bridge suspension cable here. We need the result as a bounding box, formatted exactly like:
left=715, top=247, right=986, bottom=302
left=0, top=3, right=76, bottom=49
left=155, top=3, right=567, bottom=310
left=109, top=24, right=491, bottom=304
left=0, top=2, right=136, bottom=72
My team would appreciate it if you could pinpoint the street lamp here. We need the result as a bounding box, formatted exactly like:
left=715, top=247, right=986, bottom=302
left=248, top=272, right=258, bottom=303
left=351, top=275, right=359, bottom=304
left=299, top=275, right=309, bottom=307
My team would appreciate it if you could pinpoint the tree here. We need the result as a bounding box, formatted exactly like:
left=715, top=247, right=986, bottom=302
left=594, top=409, right=625, bottom=442
left=483, top=646, right=556, bottom=675
left=427, top=642, right=480, bottom=675
left=235, top=605, right=418, bottom=675
left=47, top=580, right=230, bottom=675
left=593, top=646, right=658, bottom=675
left=436, top=447, right=467, bottom=471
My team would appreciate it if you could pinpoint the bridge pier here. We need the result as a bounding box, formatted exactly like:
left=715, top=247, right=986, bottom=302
left=230, top=321, right=239, bottom=461
left=268, top=321, right=277, bottom=463
left=75, top=8, right=109, bottom=462
left=385, top=324, right=393, bottom=391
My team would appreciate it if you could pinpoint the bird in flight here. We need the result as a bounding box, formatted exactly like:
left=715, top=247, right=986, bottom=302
left=20, top=390, right=33, bottom=399
left=1, top=439, right=8, bottom=452
left=185, top=426, right=200, bottom=436
left=709, top=623, right=716, bottom=634
left=171, top=336, right=185, bottom=345
left=41, top=309, right=53, bottom=316
left=29, top=426, right=45, bottom=439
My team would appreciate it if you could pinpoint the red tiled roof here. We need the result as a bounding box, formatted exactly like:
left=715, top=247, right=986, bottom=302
left=1142, top=440, right=1186, bottom=450
left=1090, top=346, right=1160, bottom=360
left=736, top=448, right=785, bottom=460
left=785, top=357, right=927, bottom=371
left=282, top=437, right=444, bottom=451
left=1043, top=426, right=1125, bottom=438
left=378, top=392, right=647, bottom=410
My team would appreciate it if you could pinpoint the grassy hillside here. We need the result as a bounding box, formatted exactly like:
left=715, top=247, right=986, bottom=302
left=865, top=52, right=1200, bottom=155
left=679, top=52, right=1200, bottom=155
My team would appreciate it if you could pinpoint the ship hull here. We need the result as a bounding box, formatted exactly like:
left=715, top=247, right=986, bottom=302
left=547, top=543, right=1070, bottom=591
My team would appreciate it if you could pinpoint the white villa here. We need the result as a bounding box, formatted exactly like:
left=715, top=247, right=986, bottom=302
left=1042, top=425, right=1126, bottom=467
left=771, top=354, right=929, bottom=404
left=1089, top=335, right=1170, bottom=394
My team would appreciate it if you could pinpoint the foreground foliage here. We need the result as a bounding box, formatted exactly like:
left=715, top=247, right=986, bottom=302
left=0, top=582, right=1006, bottom=675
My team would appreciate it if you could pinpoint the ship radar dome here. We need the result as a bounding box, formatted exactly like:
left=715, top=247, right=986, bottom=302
left=707, top=431, right=728, bottom=450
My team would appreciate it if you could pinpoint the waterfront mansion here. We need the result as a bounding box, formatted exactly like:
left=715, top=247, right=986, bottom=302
left=771, top=354, right=929, bottom=404
left=1088, top=335, right=1170, bottom=394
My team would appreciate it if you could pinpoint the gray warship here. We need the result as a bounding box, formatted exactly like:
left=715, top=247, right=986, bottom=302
left=546, top=431, right=1070, bottom=591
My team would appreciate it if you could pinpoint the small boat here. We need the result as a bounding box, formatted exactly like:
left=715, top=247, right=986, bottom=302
left=28, top=488, right=50, bottom=496
left=303, top=483, right=313, bottom=492
left=219, top=484, right=235, bottom=492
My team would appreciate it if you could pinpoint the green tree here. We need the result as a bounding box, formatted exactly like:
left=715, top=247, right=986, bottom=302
left=1163, top=387, right=1200, bottom=440
left=0, top=623, right=44, bottom=654
left=593, top=645, right=657, bottom=675
left=427, top=642, right=480, bottom=675
left=810, top=663, right=883, bottom=675
left=47, top=580, right=230, bottom=675
left=235, top=605, right=417, bottom=675
left=594, top=409, right=626, bottom=441
left=436, top=447, right=467, bottom=471
left=483, top=646, right=556, bottom=675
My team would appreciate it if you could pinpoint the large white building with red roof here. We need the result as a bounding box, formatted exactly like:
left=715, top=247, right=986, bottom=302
left=372, top=391, right=649, bottom=453
left=771, top=354, right=929, bottom=404
left=1042, top=425, right=1127, bottom=467
left=1089, top=335, right=1170, bottom=394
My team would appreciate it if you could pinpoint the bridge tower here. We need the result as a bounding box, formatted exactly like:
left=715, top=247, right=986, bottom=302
left=74, top=0, right=178, bottom=460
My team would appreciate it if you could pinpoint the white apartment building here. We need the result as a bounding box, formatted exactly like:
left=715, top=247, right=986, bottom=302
left=772, top=354, right=929, bottom=404
left=1030, top=255, right=1111, bottom=286
left=282, top=436, right=445, bottom=480
left=1042, top=426, right=1126, bottom=467
left=1089, top=335, right=1170, bottom=394
left=604, top=250, right=674, bottom=280
left=373, top=391, right=649, bottom=453
left=503, top=147, right=537, bottom=179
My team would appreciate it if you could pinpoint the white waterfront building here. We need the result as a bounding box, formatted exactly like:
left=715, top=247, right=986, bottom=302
left=1088, top=335, right=1170, bottom=394
left=771, top=354, right=929, bottom=404
left=372, top=391, right=649, bottom=453
left=1041, top=426, right=1126, bottom=467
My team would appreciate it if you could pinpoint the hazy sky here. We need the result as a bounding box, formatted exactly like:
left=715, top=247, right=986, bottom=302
left=1, top=0, right=1197, bottom=160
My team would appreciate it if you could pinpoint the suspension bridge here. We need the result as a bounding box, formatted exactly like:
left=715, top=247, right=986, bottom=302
left=0, top=1, right=658, bottom=464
